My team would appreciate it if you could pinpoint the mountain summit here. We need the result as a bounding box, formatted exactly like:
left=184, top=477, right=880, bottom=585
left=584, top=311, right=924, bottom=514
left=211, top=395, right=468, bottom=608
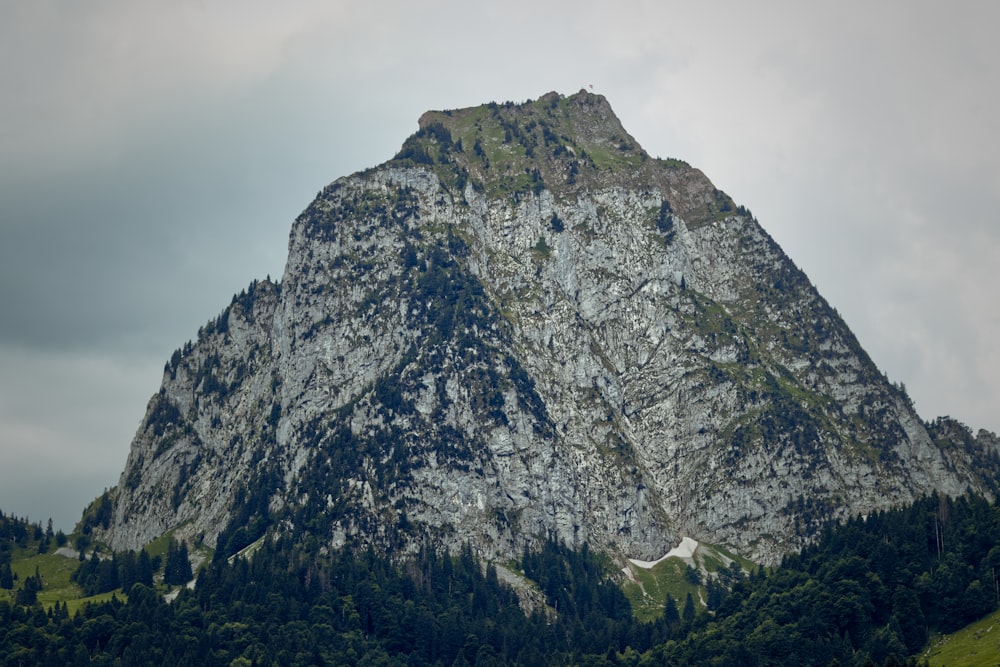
left=95, top=91, right=999, bottom=565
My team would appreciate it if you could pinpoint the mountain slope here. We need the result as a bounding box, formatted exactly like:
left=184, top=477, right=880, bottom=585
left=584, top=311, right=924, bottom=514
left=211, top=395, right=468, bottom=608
left=96, top=91, right=1000, bottom=564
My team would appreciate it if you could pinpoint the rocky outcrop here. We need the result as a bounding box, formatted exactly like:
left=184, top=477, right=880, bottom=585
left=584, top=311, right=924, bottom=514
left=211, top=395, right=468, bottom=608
left=97, top=91, right=999, bottom=565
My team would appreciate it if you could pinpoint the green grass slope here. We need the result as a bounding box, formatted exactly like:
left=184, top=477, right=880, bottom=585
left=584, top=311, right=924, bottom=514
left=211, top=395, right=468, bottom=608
left=924, top=608, right=1000, bottom=666
left=1, top=516, right=210, bottom=613
left=621, top=538, right=753, bottom=623
left=1, top=542, right=123, bottom=613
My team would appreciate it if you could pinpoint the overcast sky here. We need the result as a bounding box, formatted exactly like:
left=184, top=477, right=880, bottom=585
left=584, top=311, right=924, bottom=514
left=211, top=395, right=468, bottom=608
left=2, top=0, right=998, bottom=531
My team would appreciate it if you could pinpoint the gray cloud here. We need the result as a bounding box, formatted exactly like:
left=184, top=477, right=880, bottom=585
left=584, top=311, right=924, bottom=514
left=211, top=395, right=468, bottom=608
left=0, top=345, right=156, bottom=530
left=2, top=0, right=997, bottom=528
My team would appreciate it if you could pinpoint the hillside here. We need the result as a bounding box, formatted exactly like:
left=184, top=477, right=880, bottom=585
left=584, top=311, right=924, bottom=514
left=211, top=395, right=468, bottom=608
left=925, top=608, right=1000, bottom=666
left=4, top=493, right=1000, bottom=665
left=94, top=90, right=1000, bottom=566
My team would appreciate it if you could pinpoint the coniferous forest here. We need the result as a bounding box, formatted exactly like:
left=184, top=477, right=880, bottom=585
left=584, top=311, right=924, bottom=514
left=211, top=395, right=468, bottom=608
left=2, top=494, right=1000, bottom=666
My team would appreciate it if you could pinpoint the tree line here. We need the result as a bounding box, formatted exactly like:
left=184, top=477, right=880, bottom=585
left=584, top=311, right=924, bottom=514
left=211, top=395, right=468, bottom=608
left=2, top=493, right=999, bottom=665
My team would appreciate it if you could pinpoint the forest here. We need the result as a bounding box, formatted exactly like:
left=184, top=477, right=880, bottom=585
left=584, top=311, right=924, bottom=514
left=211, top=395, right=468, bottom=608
left=1, top=493, right=999, bottom=666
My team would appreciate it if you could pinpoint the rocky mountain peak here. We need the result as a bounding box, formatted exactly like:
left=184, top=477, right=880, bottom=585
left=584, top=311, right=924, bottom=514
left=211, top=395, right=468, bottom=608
left=94, top=91, right=999, bottom=566
left=405, top=91, right=728, bottom=225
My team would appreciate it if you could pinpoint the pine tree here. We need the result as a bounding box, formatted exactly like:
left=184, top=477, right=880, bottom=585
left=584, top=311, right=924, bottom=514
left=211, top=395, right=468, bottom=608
left=164, top=539, right=193, bottom=585
left=664, top=593, right=680, bottom=626
left=97, top=553, right=120, bottom=592
left=119, top=550, right=137, bottom=590
left=137, top=548, right=154, bottom=587
left=682, top=592, right=696, bottom=623
left=15, top=567, right=42, bottom=605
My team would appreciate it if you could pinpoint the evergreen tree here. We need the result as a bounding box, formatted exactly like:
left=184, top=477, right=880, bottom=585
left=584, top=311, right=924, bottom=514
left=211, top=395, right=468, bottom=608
left=136, top=548, right=154, bottom=587
left=706, top=577, right=726, bottom=610
left=0, top=493, right=998, bottom=665
left=682, top=592, right=696, bottom=624
left=891, top=586, right=926, bottom=654
left=664, top=593, right=680, bottom=626
left=15, top=567, right=42, bottom=605
left=119, top=550, right=137, bottom=590
left=0, top=561, right=13, bottom=589
left=164, top=539, right=193, bottom=585
left=97, top=553, right=120, bottom=592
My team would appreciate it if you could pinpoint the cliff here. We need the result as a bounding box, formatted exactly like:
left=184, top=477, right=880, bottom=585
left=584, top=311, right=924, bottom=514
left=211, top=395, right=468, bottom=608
left=96, top=91, right=1000, bottom=565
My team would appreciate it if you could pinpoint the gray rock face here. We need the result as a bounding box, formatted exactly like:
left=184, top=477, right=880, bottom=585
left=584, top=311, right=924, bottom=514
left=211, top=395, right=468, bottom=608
left=97, top=91, right=999, bottom=564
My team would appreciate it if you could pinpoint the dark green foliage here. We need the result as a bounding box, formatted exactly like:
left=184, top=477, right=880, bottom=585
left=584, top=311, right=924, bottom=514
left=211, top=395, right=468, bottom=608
left=422, top=121, right=454, bottom=147
left=230, top=277, right=267, bottom=314
left=136, top=550, right=154, bottom=588
left=70, top=547, right=155, bottom=598
left=163, top=539, right=192, bottom=586
left=521, top=538, right=631, bottom=623
left=393, top=139, right=433, bottom=165
left=200, top=308, right=229, bottom=338
left=394, top=121, right=454, bottom=166
left=891, top=585, right=926, bottom=654
left=171, top=452, right=202, bottom=511
left=664, top=593, right=680, bottom=626
left=0, top=534, right=655, bottom=666
left=549, top=213, right=564, bottom=233
left=214, top=462, right=282, bottom=560
left=3, top=494, right=999, bottom=664
left=529, top=166, right=544, bottom=194
left=193, top=351, right=228, bottom=401
left=0, top=512, right=51, bottom=572
left=146, top=395, right=182, bottom=439
left=13, top=568, right=41, bottom=606
left=79, top=490, right=113, bottom=535
left=72, top=551, right=120, bottom=596
left=566, top=160, right=578, bottom=184
left=166, top=346, right=183, bottom=376
left=705, top=187, right=734, bottom=220
left=655, top=199, right=675, bottom=244
left=681, top=591, right=696, bottom=623
left=705, top=576, right=727, bottom=612
left=652, top=493, right=1000, bottom=665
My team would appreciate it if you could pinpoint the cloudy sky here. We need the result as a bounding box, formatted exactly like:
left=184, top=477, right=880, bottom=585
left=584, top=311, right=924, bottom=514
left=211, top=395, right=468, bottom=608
left=2, top=0, right=998, bottom=530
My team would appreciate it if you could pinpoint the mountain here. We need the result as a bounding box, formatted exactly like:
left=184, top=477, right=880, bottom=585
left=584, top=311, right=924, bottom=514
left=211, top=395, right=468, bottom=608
left=94, top=90, right=1000, bottom=565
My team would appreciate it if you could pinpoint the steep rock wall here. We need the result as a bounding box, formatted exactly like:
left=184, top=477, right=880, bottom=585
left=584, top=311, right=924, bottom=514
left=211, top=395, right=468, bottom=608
left=98, top=92, right=999, bottom=564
